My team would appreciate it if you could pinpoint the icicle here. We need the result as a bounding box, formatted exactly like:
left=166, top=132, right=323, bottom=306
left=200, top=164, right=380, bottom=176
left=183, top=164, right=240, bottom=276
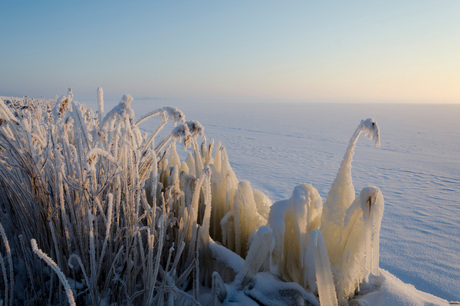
left=310, top=230, right=338, bottom=306
left=200, top=167, right=212, bottom=241
left=168, top=141, right=181, bottom=169
left=232, top=181, right=266, bottom=256
left=214, top=141, right=222, bottom=173
left=253, top=189, right=272, bottom=220
left=209, top=164, right=225, bottom=241
left=192, top=138, right=203, bottom=178
left=180, top=161, right=189, bottom=174
left=234, top=226, right=272, bottom=289
left=167, top=165, right=180, bottom=192
left=187, top=174, right=205, bottom=239
left=362, top=188, right=384, bottom=277
left=186, top=152, right=196, bottom=177
left=220, top=147, right=238, bottom=187
left=204, top=139, right=214, bottom=166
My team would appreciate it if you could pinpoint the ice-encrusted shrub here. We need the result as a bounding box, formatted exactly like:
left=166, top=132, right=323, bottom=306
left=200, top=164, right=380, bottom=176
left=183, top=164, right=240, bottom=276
left=0, top=90, right=385, bottom=305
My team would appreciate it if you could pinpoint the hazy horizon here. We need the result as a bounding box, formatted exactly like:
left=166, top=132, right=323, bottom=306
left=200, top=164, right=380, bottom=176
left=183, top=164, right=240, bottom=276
left=1, top=1, right=460, bottom=104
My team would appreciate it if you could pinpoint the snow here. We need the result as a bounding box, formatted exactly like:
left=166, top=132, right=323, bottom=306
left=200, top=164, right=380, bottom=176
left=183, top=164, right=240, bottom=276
left=132, top=101, right=459, bottom=303
left=351, top=269, right=451, bottom=306
left=208, top=239, right=244, bottom=274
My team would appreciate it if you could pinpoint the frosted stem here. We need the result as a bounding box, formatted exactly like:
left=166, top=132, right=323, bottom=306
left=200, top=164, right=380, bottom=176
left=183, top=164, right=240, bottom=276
left=31, top=239, right=76, bottom=306
left=97, top=87, right=104, bottom=126
left=0, top=222, right=13, bottom=306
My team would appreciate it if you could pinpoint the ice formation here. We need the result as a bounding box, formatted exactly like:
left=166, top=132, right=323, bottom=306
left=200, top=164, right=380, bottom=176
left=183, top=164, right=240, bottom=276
left=321, top=119, right=380, bottom=268
left=319, top=119, right=382, bottom=300
left=336, top=186, right=384, bottom=302
left=267, top=183, right=322, bottom=289
left=310, top=229, right=338, bottom=306
left=0, top=91, right=389, bottom=305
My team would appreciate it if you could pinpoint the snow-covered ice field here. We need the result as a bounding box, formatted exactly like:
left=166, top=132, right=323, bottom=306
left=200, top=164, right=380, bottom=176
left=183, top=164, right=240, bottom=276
left=130, top=101, right=459, bottom=302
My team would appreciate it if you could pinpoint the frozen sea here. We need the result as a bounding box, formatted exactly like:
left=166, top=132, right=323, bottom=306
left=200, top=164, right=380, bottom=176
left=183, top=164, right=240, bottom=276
left=129, top=101, right=459, bottom=302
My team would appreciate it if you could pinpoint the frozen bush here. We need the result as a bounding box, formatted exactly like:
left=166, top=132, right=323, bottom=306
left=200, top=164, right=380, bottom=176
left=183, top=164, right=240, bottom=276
left=0, top=92, right=386, bottom=305
left=0, top=91, right=213, bottom=304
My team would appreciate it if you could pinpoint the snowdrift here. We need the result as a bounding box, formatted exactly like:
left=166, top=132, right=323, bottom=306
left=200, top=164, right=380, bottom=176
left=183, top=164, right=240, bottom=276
left=0, top=90, right=451, bottom=305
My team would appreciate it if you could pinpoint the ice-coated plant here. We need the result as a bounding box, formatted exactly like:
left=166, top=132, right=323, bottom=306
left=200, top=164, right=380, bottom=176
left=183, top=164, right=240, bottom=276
left=0, top=90, right=385, bottom=305
left=0, top=90, right=209, bottom=304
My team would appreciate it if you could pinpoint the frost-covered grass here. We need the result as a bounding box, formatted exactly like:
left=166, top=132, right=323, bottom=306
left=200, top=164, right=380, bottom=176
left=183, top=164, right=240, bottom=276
left=0, top=90, right=452, bottom=305
left=0, top=90, right=213, bottom=304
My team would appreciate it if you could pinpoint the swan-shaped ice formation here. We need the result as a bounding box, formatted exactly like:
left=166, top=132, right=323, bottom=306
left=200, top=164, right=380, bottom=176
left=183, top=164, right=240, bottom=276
left=320, top=118, right=380, bottom=269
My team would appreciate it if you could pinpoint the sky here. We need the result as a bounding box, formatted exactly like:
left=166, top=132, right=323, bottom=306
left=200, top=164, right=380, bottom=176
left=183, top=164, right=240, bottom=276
left=1, top=1, right=460, bottom=104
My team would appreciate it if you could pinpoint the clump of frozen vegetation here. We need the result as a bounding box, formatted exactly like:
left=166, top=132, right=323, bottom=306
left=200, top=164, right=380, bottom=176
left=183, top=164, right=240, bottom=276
left=0, top=90, right=385, bottom=305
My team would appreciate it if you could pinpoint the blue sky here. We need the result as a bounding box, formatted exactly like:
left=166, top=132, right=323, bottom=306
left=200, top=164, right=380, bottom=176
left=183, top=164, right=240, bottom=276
left=1, top=1, right=459, bottom=103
